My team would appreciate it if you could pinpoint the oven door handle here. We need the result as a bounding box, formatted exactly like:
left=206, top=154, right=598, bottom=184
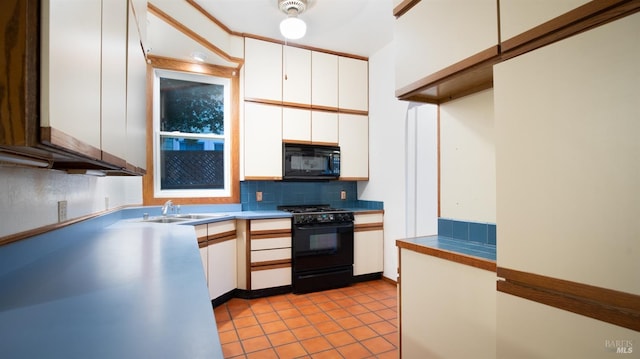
left=295, top=222, right=353, bottom=231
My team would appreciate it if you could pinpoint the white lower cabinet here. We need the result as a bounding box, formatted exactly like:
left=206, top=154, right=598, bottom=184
left=208, top=237, right=237, bottom=300
left=353, top=212, right=384, bottom=276
left=248, top=218, right=292, bottom=290
left=195, top=221, right=237, bottom=300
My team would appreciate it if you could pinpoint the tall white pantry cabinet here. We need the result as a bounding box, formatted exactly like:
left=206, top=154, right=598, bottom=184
left=243, top=38, right=369, bottom=180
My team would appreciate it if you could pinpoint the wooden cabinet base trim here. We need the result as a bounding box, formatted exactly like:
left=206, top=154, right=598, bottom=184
left=497, top=267, right=640, bottom=331
left=41, top=127, right=102, bottom=162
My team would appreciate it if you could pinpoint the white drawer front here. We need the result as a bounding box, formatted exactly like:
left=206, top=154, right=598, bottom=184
left=251, top=248, right=291, bottom=262
left=251, top=267, right=292, bottom=290
left=208, top=220, right=235, bottom=234
left=251, top=236, right=291, bottom=250
left=251, top=218, right=291, bottom=231
left=354, top=212, right=383, bottom=225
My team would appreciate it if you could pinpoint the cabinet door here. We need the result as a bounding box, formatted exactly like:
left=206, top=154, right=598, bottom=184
left=354, top=230, right=384, bottom=276
left=499, top=0, right=589, bottom=42
left=283, top=45, right=311, bottom=105
left=208, top=239, right=237, bottom=299
left=311, top=52, right=338, bottom=109
left=244, top=102, right=282, bottom=179
left=395, top=0, right=498, bottom=91
left=126, top=1, right=147, bottom=171
left=338, top=114, right=368, bottom=179
left=338, top=57, right=368, bottom=112
left=42, top=0, right=102, bottom=150
left=311, top=111, right=338, bottom=145
left=282, top=107, right=311, bottom=143
left=101, top=0, right=128, bottom=164
left=244, top=38, right=282, bottom=102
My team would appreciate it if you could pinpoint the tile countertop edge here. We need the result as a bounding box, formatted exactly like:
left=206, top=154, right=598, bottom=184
left=396, top=236, right=497, bottom=272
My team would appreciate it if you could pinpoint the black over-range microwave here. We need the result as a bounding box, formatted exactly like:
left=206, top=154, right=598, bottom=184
left=283, top=144, right=341, bottom=180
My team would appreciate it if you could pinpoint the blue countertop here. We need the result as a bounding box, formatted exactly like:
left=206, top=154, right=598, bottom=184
left=396, top=235, right=496, bottom=272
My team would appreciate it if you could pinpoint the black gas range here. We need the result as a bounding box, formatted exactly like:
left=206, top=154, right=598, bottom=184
left=278, top=205, right=354, bottom=294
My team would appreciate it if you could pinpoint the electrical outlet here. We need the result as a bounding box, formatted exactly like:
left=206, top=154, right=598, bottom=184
left=105, top=197, right=109, bottom=210
left=340, top=190, right=347, bottom=200
left=256, top=191, right=263, bottom=202
left=58, top=200, right=67, bottom=222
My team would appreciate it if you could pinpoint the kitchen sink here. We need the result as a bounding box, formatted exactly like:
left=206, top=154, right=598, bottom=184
left=174, top=213, right=228, bottom=220
left=143, top=217, right=191, bottom=223
left=141, top=213, right=228, bottom=223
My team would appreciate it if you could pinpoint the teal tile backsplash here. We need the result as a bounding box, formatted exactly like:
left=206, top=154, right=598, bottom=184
left=438, top=218, right=496, bottom=245
left=240, top=181, right=383, bottom=211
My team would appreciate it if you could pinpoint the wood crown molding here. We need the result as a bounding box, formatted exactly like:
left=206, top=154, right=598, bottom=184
left=147, top=3, right=243, bottom=66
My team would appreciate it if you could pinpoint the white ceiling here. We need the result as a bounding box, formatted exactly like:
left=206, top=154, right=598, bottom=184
left=153, top=0, right=396, bottom=59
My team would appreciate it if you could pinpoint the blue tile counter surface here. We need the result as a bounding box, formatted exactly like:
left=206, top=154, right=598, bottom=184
left=396, top=235, right=496, bottom=272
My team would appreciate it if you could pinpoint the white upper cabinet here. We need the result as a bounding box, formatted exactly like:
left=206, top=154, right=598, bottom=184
left=244, top=38, right=282, bottom=102
left=244, top=102, right=283, bottom=179
left=282, top=107, right=311, bottom=143
left=338, top=57, right=368, bottom=112
left=338, top=113, right=368, bottom=180
left=126, top=0, right=147, bottom=171
left=283, top=45, right=311, bottom=105
left=311, top=111, right=338, bottom=145
left=41, top=0, right=103, bottom=152
left=101, top=0, right=128, bottom=164
left=311, top=52, right=338, bottom=109
left=499, top=0, right=590, bottom=43
left=395, top=0, right=499, bottom=91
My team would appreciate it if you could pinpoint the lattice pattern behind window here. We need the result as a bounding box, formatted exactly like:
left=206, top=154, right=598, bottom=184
left=162, top=151, right=224, bottom=189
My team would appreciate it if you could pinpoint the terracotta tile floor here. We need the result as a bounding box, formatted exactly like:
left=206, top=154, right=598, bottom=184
left=214, top=280, right=398, bottom=359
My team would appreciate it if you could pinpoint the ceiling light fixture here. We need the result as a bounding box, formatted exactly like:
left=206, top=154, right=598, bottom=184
left=279, top=0, right=307, bottom=40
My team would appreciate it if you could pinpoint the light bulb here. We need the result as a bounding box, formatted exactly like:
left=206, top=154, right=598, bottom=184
left=280, top=16, right=306, bottom=40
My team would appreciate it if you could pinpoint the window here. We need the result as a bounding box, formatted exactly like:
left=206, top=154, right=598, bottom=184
left=145, top=60, right=239, bottom=204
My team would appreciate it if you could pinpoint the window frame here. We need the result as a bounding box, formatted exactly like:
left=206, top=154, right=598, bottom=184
left=143, top=56, right=240, bottom=205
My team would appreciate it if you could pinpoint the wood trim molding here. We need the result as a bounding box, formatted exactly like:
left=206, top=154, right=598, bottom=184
left=142, top=56, right=240, bottom=206
left=184, top=0, right=239, bottom=36
left=395, top=45, right=500, bottom=103
left=250, top=259, right=292, bottom=271
left=497, top=267, right=640, bottom=331
left=354, top=223, right=384, bottom=232
left=393, top=0, right=421, bottom=18
left=244, top=98, right=369, bottom=117
left=250, top=230, right=291, bottom=239
left=0, top=205, right=130, bottom=247
left=147, top=3, right=243, bottom=65
left=40, top=127, right=102, bottom=161
left=207, top=231, right=236, bottom=245
left=396, top=240, right=497, bottom=272
left=243, top=33, right=368, bottom=61
left=500, top=0, right=640, bottom=58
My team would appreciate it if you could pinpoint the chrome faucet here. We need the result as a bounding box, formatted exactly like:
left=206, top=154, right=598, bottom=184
left=161, top=200, right=173, bottom=216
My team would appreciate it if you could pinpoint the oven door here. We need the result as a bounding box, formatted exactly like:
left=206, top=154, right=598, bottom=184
left=292, top=221, right=354, bottom=272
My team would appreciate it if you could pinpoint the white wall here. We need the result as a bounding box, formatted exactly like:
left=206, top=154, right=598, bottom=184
left=0, top=167, right=142, bottom=237
left=360, top=40, right=438, bottom=280
left=440, top=89, right=496, bottom=223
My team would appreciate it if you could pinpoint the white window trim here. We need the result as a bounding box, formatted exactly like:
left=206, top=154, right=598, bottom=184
left=152, top=69, right=232, bottom=198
